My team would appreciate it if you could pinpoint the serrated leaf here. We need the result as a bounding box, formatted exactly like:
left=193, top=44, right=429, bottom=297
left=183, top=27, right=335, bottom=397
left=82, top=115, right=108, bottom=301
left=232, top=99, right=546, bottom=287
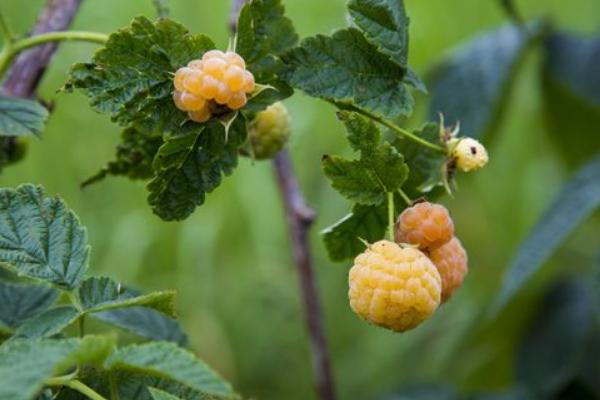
left=12, top=305, right=80, bottom=339
left=105, top=342, right=234, bottom=397
left=282, top=27, right=412, bottom=120
left=0, top=336, right=114, bottom=400
left=347, top=0, right=409, bottom=68
left=491, top=155, right=600, bottom=314
left=542, top=31, right=600, bottom=168
left=392, top=122, right=448, bottom=197
left=322, top=112, right=408, bottom=205
left=0, top=184, right=89, bottom=290
left=79, top=277, right=176, bottom=317
left=517, top=280, right=594, bottom=396
left=0, top=95, right=48, bottom=137
left=147, top=117, right=246, bottom=221
left=83, top=126, right=163, bottom=187
left=0, top=280, right=58, bottom=329
left=428, top=22, right=543, bottom=140
left=65, top=17, right=215, bottom=133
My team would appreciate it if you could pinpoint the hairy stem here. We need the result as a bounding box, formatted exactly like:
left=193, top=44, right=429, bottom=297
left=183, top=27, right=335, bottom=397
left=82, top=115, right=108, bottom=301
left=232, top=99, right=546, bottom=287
left=230, top=2, right=337, bottom=399
left=46, top=378, right=107, bottom=400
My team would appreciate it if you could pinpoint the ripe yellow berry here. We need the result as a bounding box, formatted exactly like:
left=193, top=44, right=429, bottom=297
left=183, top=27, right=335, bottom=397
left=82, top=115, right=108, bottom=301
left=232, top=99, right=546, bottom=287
left=173, top=67, right=192, bottom=92
left=172, top=91, right=186, bottom=111
left=188, top=106, right=211, bottom=123
left=348, top=240, right=442, bottom=332
left=202, top=49, right=225, bottom=61
left=187, top=59, right=204, bottom=70
left=203, top=57, right=227, bottom=79
left=224, top=51, right=246, bottom=68
left=227, top=92, right=247, bottom=110
left=429, top=237, right=468, bottom=303
left=198, top=75, right=219, bottom=99
left=247, top=102, right=291, bottom=160
left=182, top=69, right=204, bottom=94
left=214, top=82, right=233, bottom=105
left=224, top=66, right=246, bottom=91
left=180, top=91, right=206, bottom=111
left=242, top=71, right=255, bottom=93
left=449, top=137, right=489, bottom=172
left=395, top=202, right=454, bottom=251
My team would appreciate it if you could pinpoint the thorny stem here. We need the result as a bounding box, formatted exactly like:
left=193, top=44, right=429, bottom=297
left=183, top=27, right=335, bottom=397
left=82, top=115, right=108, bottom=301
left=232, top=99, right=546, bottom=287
left=387, top=192, right=395, bottom=241
left=46, top=377, right=107, bottom=400
left=499, top=0, right=524, bottom=25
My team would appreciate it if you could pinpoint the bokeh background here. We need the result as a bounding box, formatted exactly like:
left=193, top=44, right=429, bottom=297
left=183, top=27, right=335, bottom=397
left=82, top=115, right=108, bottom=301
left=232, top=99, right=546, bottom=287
left=2, top=0, right=600, bottom=399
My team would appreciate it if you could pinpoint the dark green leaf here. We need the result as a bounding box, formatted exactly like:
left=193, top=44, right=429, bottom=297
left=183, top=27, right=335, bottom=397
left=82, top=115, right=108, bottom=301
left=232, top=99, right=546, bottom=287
left=347, top=0, right=409, bottom=68
left=0, top=184, right=89, bottom=290
left=65, top=17, right=215, bottom=133
left=79, top=277, right=176, bottom=317
left=0, top=137, right=27, bottom=173
left=542, top=31, right=600, bottom=168
left=0, top=280, right=58, bottom=329
left=322, top=112, right=408, bottom=205
left=392, top=122, right=447, bottom=197
left=105, top=341, right=234, bottom=397
left=282, top=28, right=412, bottom=120
left=147, top=117, right=246, bottom=221
left=428, top=22, right=543, bottom=140
left=0, top=95, right=48, bottom=137
left=0, top=336, right=114, bottom=400
left=82, top=126, right=163, bottom=187
left=517, top=280, right=594, bottom=396
left=382, top=384, right=457, bottom=400
left=491, top=155, right=600, bottom=314
left=12, top=305, right=80, bottom=339
left=149, top=388, right=183, bottom=400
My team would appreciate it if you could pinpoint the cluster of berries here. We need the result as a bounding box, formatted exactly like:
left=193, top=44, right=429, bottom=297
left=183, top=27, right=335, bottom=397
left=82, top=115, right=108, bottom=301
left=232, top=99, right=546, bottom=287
left=173, top=50, right=255, bottom=123
left=246, top=102, right=292, bottom=160
left=349, top=202, right=468, bottom=332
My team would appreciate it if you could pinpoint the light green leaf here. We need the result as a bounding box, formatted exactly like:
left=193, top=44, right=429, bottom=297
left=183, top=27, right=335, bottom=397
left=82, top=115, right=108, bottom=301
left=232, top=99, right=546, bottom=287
left=321, top=112, right=408, bottom=205
left=0, top=184, right=89, bottom=290
left=428, top=22, right=543, bottom=140
left=79, top=277, right=176, bottom=317
left=517, top=280, right=594, bottom=396
left=105, top=342, right=234, bottom=397
left=0, top=95, right=48, bottom=137
left=82, top=126, right=164, bottom=187
left=147, top=117, right=246, bottom=221
left=0, top=336, right=114, bottom=400
left=65, top=17, right=215, bottom=133
left=348, top=0, right=409, bottom=68
left=0, top=280, right=58, bottom=329
left=12, top=305, right=80, bottom=339
left=149, top=387, right=184, bottom=400
left=491, top=155, right=600, bottom=314
left=282, top=28, right=412, bottom=120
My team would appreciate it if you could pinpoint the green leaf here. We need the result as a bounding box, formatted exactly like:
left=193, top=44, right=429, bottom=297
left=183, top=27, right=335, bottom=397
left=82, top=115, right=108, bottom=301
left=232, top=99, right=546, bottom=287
left=0, top=336, right=114, bottom=400
left=0, top=280, right=58, bottom=329
left=79, top=277, right=176, bottom=317
left=517, top=280, right=594, bottom=396
left=383, top=384, right=457, bottom=400
left=428, top=22, right=543, bottom=140
left=392, top=122, right=448, bottom=197
left=82, top=126, right=163, bottom=187
left=12, top=305, right=80, bottom=339
left=541, top=31, right=600, bottom=168
left=491, top=155, right=600, bottom=314
left=0, top=95, right=48, bottom=137
left=105, top=341, right=234, bottom=397
left=0, top=184, right=89, bottom=290
left=149, top=387, right=184, bottom=400
left=321, top=112, right=408, bottom=205
left=282, top=27, right=412, bottom=120
left=347, top=0, right=409, bottom=68
left=147, top=117, right=246, bottom=221
left=65, top=17, right=215, bottom=133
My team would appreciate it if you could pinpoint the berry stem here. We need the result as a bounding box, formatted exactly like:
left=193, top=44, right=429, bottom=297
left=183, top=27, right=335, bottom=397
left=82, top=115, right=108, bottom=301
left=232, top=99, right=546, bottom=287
left=397, top=188, right=412, bottom=206
left=45, top=377, right=107, bottom=400
left=387, top=192, right=395, bottom=241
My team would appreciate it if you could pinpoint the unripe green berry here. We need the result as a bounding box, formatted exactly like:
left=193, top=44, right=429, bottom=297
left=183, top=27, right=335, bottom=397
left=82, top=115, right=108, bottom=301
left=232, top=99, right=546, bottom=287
left=246, top=102, right=291, bottom=160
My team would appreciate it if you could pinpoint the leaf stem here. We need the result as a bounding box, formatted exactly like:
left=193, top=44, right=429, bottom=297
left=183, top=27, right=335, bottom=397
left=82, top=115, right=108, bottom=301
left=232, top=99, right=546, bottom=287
left=387, top=192, right=395, bottom=241
left=46, top=378, right=107, bottom=400
left=0, top=30, right=107, bottom=77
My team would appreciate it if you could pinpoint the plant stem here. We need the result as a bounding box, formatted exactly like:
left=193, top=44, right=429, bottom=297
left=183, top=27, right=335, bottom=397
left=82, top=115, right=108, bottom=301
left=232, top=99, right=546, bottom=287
left=0, top=10, right=14, bottom=43
left=153, top=0, right=170, bottom=18
left=78, top=315, right=85, bottom=337
left=499, top=0, right=524, bottom=24
left=397, top=188, right=412, bottom=206
left=46, top=378, right=107, bottom=400
left=387, top=192, right=395, bottom=241
left=0, top=31, right=107, bottom=77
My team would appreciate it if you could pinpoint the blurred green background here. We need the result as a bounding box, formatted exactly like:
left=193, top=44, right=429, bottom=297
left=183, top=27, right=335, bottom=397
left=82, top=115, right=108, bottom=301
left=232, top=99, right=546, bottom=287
left=1, top=0, right=600, bottom=399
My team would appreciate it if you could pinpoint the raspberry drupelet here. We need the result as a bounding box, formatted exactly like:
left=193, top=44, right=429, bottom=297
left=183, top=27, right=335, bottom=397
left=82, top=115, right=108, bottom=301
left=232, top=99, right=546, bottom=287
left=395, top=202, right=454, bottom=251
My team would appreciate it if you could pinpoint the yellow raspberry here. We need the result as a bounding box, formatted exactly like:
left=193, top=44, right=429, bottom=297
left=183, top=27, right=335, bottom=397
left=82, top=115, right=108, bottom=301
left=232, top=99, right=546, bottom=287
left=179, top=91, right=206, bottom=111
left=188, top=106, right=211, bottom=123
left=172, top=91, right=186, bottom=111
left=202, top=49, right=225, bottom=61
left=348, top=240, right=442, bottom=332
left=203, top=57, right=227, bottom=79
left=242, top=70, right=255, bottom=93
left=227, top=92, right=247, bottom=110
left=224, top=65, right=246, bottom=91
left=429, top=237, right=468, bottom=303
left=449, top=137, right=489, bottom=172
left=182, top=69, right=203, bottom=94
left=187, top=59, right=204, bottom=70
left=247, top=102, right=291, bottom=160
left=198, top=75, right=219, bottom=100
left=173, top=67, right=192, bottom=92
left=395, top=202, right=454, bottom=251
left=214, top=82, right=233, bottom=105
left=224, top=51, right=246, bottom=68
